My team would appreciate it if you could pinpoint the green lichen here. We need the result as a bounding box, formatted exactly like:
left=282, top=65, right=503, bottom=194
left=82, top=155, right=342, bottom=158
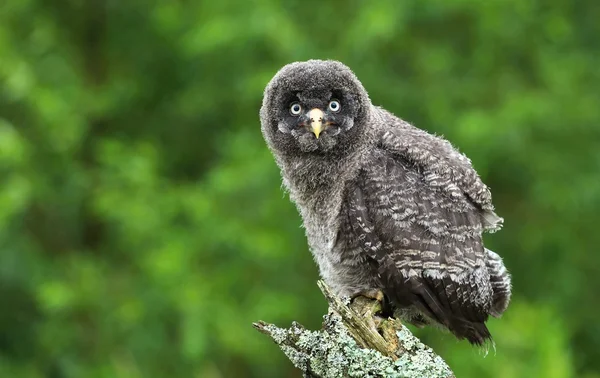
left=255, top=282, right=455, bottom=377
left=266, top=312, right=453, bottom=378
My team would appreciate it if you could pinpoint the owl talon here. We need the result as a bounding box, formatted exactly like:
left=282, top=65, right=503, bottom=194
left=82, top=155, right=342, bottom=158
left=351, top=289, right=385, bottom=303
left=350, top=289, right=394, bottom=318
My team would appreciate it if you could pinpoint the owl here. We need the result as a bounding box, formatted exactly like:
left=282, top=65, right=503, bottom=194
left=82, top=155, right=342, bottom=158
left=260, top=60, right=511, bottom=345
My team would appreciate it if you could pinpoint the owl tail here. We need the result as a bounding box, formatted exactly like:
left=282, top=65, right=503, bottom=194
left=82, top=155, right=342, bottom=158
left=486, top=248, right=512, bottom=317
left=452, top=318, right=492, bottom=346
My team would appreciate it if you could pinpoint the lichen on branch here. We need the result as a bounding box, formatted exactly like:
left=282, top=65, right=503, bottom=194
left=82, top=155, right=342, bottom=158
left=253, top=280, right=455, bottom=378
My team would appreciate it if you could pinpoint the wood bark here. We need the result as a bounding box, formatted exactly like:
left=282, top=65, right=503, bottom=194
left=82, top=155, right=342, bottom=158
left=254, top=280, right=455, bottom=378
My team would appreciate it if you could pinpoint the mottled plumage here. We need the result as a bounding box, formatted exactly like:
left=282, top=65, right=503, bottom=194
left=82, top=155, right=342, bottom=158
left=260, top=60, right=511, bottom=345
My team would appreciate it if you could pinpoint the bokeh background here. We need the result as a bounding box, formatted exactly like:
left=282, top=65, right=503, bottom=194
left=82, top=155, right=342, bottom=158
left=1, top=0, right=599, bottom=377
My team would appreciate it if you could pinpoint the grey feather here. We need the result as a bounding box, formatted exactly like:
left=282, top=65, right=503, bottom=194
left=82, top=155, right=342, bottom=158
left=260, top=60, right=511, bottom=345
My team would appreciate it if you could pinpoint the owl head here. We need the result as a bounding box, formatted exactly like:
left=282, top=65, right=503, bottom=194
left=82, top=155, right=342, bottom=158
left=260, top=60, right=372, bottom=156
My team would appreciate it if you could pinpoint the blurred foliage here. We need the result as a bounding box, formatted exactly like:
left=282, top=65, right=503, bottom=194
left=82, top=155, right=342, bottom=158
left=0, top=0, right=599, bottom=377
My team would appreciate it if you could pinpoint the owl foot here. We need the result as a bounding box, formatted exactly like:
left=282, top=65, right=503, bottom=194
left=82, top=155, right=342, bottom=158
left=350, top=289, right=385, bottom=303
left=348, top=289, right=403, bottom=353
left=350, top=289, right=393, bottom=318
left=317, top=280, right=405, bottom=358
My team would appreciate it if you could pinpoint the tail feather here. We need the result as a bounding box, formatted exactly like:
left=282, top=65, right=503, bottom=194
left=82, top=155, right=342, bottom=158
left=486, top=248, right=512, bottom=317
left=451, top=318, right=492, bottom=346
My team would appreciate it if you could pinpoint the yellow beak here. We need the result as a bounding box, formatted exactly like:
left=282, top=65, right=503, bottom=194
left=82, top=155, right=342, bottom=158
left=308, top=108, right=324, bottom=138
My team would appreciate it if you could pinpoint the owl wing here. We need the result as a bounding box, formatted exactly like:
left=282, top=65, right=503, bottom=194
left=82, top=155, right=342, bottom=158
left=376, top=108, right=503, bottom=231
left=345, top=119, right=500, bottom=345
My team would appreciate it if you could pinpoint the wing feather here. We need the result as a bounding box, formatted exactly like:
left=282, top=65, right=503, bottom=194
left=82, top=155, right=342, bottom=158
left=375, top=109, right=503, bottom=232
left=345, top=117, right=503, bottom=344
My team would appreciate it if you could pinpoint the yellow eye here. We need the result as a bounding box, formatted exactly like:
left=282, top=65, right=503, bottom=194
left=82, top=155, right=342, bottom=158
left=290, top=103, right=302, bottom=116
left=328, top=100, right=341, bottom=112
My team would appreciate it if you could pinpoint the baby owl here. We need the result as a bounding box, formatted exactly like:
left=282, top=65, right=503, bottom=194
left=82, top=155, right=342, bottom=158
left=260, top=60, right=511, bottom=345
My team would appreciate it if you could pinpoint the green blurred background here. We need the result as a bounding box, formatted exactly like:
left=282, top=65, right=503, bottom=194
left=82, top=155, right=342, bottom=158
left=1, top=0, right=599, bottom=377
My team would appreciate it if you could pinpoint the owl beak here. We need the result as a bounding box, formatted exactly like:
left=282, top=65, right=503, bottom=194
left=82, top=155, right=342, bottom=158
left=308, top=108, right=324, bottom=138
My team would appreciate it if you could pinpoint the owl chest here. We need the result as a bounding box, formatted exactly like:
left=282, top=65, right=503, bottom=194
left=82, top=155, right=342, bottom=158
left=281, top=156, right=375, bottom=294
left=296, top=193, right=343, bottom=256
left=295, top=190, right=376, bottom=296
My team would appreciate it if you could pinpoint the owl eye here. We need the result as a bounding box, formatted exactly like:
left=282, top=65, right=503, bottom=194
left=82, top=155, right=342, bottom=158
left=290, top=103, right=302, bottom=116
left=328, top=100, right=341, bottom=112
